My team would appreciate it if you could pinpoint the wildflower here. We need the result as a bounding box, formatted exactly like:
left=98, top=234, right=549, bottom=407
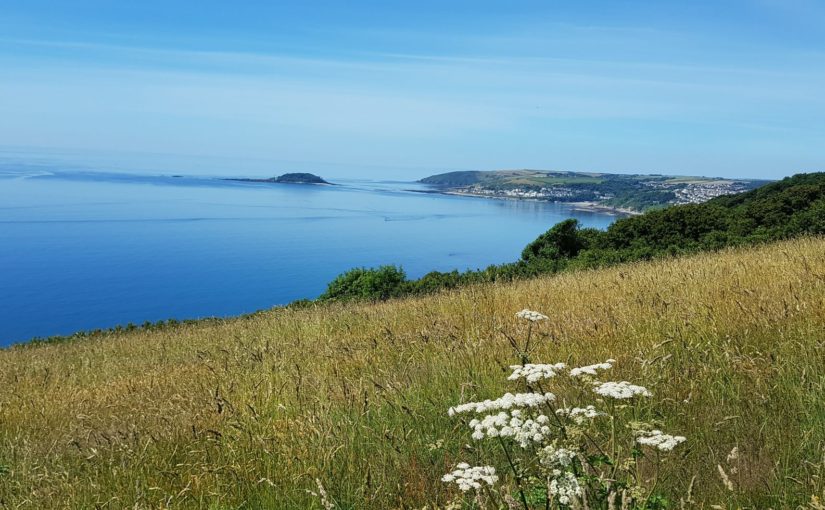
left=540, top=445, right=577, bottom=468
left=515, top=309, right=548, bottom=322
left=635, top=429, right=686, bottom=451
left=593, top=381, right=652, bottom=399
left=555, top=405, right=604, bottom=424
left=448, top=392, right=555, bottom=416
left=549, top=471, right=582, bottom=505
left=442, top=464, right=498, bottom=492
left=508, top=363, right=567, bottom=383
left=569, top=359, right=615, bottom=378
left=468, top=411, right=554, bottom=447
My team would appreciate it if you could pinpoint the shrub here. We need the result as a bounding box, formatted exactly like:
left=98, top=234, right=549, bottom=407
left=319, top=265, right=407, bottom=301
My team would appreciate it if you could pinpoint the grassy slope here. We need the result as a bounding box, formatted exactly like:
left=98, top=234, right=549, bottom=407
left=1, top=238, right=824, bottom=509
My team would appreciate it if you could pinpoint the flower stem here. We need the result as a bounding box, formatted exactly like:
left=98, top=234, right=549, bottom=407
left=498, top=436, right=529, bottom=510
left=522, top=323, right=534, bottom=364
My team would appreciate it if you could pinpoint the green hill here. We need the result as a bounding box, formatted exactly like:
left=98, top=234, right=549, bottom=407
left=419, top=169, right=769, bottom=211
left=0, top=238, right=822, bottom=508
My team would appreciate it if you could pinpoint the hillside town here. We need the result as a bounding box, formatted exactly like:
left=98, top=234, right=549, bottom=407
left=446, top=179, right=754, bottom=207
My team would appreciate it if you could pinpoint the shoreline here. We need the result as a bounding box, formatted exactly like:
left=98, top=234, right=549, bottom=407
left=567, top=200, right=642, bottom=217
left=426, top=189, right=642, bottom=216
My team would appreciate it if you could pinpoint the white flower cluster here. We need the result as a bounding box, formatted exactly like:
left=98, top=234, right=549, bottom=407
left=448, top=392, right=555, bottom=416
left=569, top=359, right=615, bottom=378
left=549, top=471, right=582, bottom=505
left=441, top=463, right=498, bottom=492
left=515, top=309, right=548, bottom=322
left=469, top=410, right=553, bottom=447
left=593, top=381, right=652, bottom=399
left=540, top=445, right=577, bottom=468
left=508, top=363, right=567, bottom=383
left=636, top=430, right=686, bottom=452
left=555, top=405, right=604, bottom=424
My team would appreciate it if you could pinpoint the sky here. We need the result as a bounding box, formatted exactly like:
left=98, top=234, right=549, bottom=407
left=0, top=0, right=824, bottom=180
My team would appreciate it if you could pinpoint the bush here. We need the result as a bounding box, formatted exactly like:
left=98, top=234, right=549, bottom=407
left=521, top=219, right=586, bottom=262
left=319, top=265, right=407, bottom=301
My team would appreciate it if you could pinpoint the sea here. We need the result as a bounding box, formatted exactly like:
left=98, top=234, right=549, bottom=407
left=0, top=161, right=621, bottom=346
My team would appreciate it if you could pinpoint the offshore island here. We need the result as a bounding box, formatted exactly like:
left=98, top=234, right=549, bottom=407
left=225, top=172, right=331, bottom=184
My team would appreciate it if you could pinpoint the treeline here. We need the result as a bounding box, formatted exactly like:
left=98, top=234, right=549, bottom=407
left=319, top=172, right=825, bottom=302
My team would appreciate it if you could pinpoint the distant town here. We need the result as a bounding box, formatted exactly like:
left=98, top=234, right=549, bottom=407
left=419, top=170, right=769, bottom=212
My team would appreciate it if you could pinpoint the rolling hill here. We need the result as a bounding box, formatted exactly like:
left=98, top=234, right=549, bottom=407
left=0, top=237, right=823, bottom=508
left=419, top=169, right=769, bottom=211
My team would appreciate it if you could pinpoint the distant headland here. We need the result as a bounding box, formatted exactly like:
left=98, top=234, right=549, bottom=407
left=418, top=169, right=769, bottom=213
left=225, top=173, right=331, bottom=185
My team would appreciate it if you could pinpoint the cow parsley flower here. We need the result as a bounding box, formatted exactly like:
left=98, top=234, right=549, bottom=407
left=515, top=309, right=548, bottom=322
left=508, top=363, right=567, bottom=383
left=636, top=429, right=686, bottom=452
left=540, top=445, right=577, bottom=468
left=442, top=464, right=498, bottom=492
left=593, top=381, right=652, bottom=399
left=569, top=359, right=615, bottom=378
left=549, top=471, right=582, bottom=505
left=555, top=405, right=604, bottom=424
left=448, top=392, right=556, bottom=416
left=468, top=410, right=554, bottom=447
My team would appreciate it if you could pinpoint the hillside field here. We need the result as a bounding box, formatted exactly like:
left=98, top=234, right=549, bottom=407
left=1, top=238, right=824, bottom=508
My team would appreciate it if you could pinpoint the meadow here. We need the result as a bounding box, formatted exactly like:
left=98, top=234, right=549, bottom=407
left=0, top=237, right=824, bottom=508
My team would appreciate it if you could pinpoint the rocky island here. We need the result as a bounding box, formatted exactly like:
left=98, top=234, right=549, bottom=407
left=226, top=172, right=331, bottom=185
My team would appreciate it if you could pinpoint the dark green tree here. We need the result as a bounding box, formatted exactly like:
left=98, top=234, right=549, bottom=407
left=320, top=265, right=407, bottom=301
left=521, top=219, right=587, bottom=262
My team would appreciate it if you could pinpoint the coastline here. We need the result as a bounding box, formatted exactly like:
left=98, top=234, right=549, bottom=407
left=426, top=189, right=642, bottom=216
left=567, top=200, right=642, bottom=217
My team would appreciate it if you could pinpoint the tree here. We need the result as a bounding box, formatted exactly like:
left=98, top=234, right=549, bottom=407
left=521, top=219, right=587, bottom=262
left=320, top=265, right=407, bottom=301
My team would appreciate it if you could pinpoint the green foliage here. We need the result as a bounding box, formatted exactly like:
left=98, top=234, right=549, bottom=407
left=405, top=270, right=462, bottom=294
left=419, top=170, right=484, bottom=186
left=320, top=265, right=407, bottom=301
left=319, top=173, right=825, bottom=303
left=521, top=218, right=587, bottom=261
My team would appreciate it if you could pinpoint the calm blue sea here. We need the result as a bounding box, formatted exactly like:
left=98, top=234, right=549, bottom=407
left=0, top=167, right=619, bottom=346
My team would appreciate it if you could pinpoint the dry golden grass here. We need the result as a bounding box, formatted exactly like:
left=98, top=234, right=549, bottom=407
left=1, top=238, right=824, bottom=509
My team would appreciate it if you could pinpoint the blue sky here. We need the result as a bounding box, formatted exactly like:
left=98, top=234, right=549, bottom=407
left=1, top=0, right=824, bottom=179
